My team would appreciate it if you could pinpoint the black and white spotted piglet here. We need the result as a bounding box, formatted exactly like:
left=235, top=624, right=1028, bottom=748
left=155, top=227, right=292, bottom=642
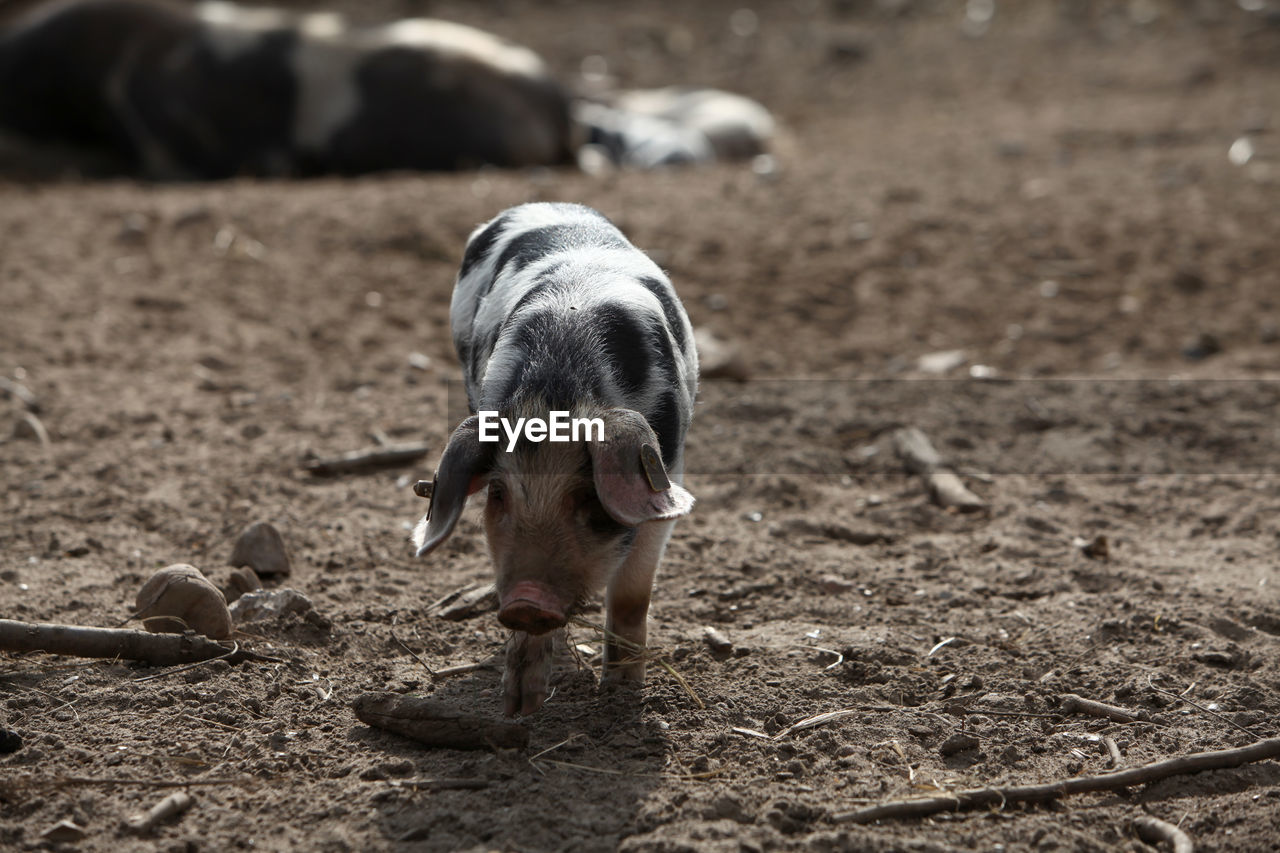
left=413, top=203, right=698, bottom=716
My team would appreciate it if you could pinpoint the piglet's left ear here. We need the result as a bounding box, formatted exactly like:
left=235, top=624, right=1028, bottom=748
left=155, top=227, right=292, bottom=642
left=589, top=408, right=693, bottom=527
left=412, top=416, right=492, bottom=557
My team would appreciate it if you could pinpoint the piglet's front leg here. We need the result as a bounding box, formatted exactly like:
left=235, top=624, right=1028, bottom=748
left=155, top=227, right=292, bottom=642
left=603, top=520, right=674, bottom=684
left=503, top=629, right=560, bottom=716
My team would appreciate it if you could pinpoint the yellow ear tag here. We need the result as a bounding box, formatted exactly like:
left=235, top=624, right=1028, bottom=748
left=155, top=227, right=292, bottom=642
left=414, top=474, right=437, bottom=520
left=640, top=444, right=670, bottom=492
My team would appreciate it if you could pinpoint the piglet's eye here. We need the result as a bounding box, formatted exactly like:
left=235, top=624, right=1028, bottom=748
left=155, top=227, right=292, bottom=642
left=488, top=481, right=506, bottom=506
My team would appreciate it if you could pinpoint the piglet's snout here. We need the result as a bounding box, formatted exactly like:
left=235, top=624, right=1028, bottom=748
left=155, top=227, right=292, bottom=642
left=498, top=581, right=569, bottom=635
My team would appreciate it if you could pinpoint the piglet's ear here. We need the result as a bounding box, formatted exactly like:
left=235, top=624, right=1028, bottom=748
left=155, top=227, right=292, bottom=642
left=589, top=408, right=694, bottom=527
left=412, top=416, right=493, bottom=557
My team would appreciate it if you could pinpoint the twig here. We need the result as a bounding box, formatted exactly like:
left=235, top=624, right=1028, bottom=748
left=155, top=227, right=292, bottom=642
left=1134, top=815, right=1194, bottom=853
left=1146, top=677, right=1257, bottom=738
left=303, top=442, right=431, bottom=476
left=17, top=776, right=253, bottom=791
left=389, top=630, right=436, bottom=679
left=124, top=791, right=194, bottom=833
left=802, top=645, right=844, bottom=670
left=14, top=412, right=50, bottom=446
left=434, top=662, right=490, bottom=678
left=1061, top=693, right=1151, bottom=723
left=426, top=583, right=497, bottom=621
left=132, top=642, right=242, bottom=683
left=0, top=619, right=276, bottom=666
left=1102, top=736, right=1124, bottom=769
left=569, top=617, right=704, bottom=709
left=529, top=733, right=589, bottom=763
left=384, top=777, right=489, bottom=791
left=353, top=692, right=529, bottom=751
left=831, top=736, right=1280, bottom=824
left=776, top=708, right=859, bottom=738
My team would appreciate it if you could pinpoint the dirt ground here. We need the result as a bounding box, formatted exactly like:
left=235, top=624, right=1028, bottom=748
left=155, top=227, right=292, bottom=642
left=3, top=1, right=1280, bottom=851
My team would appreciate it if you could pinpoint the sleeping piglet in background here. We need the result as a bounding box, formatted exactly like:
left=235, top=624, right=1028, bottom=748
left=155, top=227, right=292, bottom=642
left=413, top=202, right=698, bottom=716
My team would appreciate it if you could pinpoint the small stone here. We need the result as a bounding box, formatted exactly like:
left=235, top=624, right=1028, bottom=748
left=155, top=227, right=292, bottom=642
left=818, top=574, right=855, bottom=594
left=703, top=626, right=733, bottom=655
left=222, top=565, right=263, bottom=603
left=1192, top=647, right=1242, bottom=668
left=134, top=564, right=233, bottom=640
left=40, top=820, right=87, bottom=843
left=0, top=727, right=22, bottom=754
left=917, top=349, right=966, bottom=374
left=229, top=521, right=291, bottom=577
left=229, top=588, right=314, bottom=623
left=694, top=327, right=749, bottom=380
left=1181, top=332, right=1222, bottom=361
left=1081, top=535, right=1109, bottom=560
left=939, top=732, right=981, bottom=756
left=116, top=213, right=150, bottom=245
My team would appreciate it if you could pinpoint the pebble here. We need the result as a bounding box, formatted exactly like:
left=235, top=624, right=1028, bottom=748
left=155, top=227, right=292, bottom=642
left=229, top=588, right=314, bottom=623
left=818, top=574, right=855, bottom=595
left=40, top=820, right=87, bottom=844
left=917, top=349, right=966, bottom=374
left=693, top=327, right=749, bottom=380
left=229, top=521, right=291, bottom=577
left=1181, top=332, right=1222, bottom=361
left=939, top=732, right=980, bottom=756
left=134, top=564, right=233, bottom=640
left=0, top=727, right=22, bottom=754
left=703, top=626, right=733, bottom=654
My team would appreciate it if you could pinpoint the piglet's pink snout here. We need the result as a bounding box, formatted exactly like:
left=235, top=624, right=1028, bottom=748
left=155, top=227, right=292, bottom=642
left=498, top=581, right=569, bottom=635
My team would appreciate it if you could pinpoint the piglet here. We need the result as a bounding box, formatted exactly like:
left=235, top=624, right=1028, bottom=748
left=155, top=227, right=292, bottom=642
left=413, top=202, right=698, bottom=716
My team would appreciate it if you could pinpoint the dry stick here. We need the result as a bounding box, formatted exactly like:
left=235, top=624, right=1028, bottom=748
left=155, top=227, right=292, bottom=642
left=352, top=692, right=529, bottom=751
left=569, top=617, right=705, bottom=709
left=831, top=736, right=1280, bottom=824
left=1146, top=678, right=1257, bottom=739
left=0, top=619, right=275, bottom=666
left=132, top=642, right=243, bottom=683
left=384, top=777, right=490, bottom=791
left=303, top=442, right=431, bottom=476
left=1134, top=815, right=1194, bottom=853
left=16, top=776, right=252, bottom=791
left=434, top=662, right=489, bottom=678
left=1102, top=736, right=1124, bottom=769
left=389, top=630, right=437, bottom=680
left=1060, top=693, right=1151, bottom=724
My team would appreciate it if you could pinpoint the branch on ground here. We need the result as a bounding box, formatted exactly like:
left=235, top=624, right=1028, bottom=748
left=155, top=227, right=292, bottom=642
left=832, top=736, right=1280, bottom=824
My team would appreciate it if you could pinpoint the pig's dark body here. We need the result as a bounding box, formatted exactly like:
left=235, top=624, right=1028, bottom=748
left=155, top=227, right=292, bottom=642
left=0, top=0, right=572, bottom=178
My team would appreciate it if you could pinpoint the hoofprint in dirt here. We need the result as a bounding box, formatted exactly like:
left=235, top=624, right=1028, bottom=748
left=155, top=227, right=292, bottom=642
left=3, top=2, right=1280, bottom=852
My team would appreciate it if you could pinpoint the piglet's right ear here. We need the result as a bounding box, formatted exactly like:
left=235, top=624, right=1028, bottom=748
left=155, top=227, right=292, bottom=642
left=412, top=416, right=493, bottom=557
left=590, top=408, right=694, bottom=527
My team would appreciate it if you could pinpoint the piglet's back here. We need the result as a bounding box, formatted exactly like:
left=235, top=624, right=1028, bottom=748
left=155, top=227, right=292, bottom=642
left=448, top=203, right=697, bottom=466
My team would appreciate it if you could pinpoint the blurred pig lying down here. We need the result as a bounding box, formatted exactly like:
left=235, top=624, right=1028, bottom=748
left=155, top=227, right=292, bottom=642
left=0, top=0, right=775, bottom=179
